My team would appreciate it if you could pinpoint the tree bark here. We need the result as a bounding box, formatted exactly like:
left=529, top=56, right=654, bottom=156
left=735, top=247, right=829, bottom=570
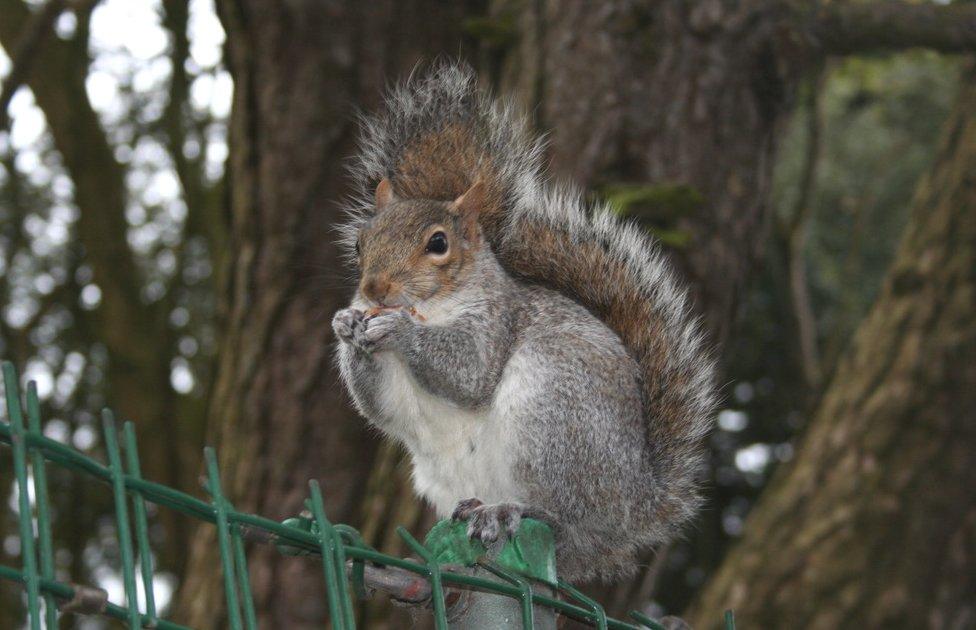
left=496, top=0, right=788, bottom=343
left=689, top=65, right=976, bottom=630
left=176, top=2, right=478, bottom=627
left=0, top=0, right=65, bottom=131
left=811, top=2, right=976, bottom=56
left=498, top=0, right=976, bottom=343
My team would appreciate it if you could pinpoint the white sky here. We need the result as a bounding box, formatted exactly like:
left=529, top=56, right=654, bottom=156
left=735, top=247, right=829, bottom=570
left=3, top=0, right=230, bottom=152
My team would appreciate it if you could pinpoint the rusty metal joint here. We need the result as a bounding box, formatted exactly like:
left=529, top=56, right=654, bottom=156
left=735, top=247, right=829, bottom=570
left=59, top=583, right=108, bottom=615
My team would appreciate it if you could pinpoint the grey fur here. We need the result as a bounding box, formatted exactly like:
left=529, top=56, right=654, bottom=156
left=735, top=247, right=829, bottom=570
left=333, top=62, right=718, bottom=582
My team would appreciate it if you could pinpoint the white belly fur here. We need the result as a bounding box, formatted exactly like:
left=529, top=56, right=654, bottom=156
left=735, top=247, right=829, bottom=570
left=373, top=350, right=535, bottom=517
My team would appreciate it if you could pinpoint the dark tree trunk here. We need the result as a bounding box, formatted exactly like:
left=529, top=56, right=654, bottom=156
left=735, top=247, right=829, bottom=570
left=689, top=66, right=976, bottom=630
left=496, top=0, right=791, bottom=343
left=176, top=2, right=478, bottom=627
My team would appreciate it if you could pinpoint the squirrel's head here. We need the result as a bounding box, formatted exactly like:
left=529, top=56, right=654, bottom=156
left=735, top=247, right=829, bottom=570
left=353, top=178, right=486, bottom=308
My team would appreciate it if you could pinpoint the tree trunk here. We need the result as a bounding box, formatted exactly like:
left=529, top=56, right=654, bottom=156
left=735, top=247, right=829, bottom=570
left=689, top=65, right=976, bottom=630
left=495, top=0, right=789, bottom=343
left=176, top=2, right=478, bottom=627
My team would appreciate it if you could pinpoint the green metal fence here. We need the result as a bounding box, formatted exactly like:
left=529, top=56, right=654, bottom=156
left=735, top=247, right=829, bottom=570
left=0, top=361, right=732, bottom=629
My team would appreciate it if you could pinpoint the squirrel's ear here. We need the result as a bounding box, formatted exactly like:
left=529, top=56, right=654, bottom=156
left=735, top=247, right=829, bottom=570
left=375, top=178, right=395, bottom=210
left=451, top=180, right=485, bottom=218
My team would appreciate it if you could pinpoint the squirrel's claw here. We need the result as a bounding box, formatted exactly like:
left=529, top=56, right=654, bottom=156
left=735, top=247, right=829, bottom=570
left=333, top=308, right=364, bottom=342
left=333, top=307, right=410, bottom=353
left=451, top=497, right=485, bottom=521
left=461, top=502, right=523, bottom=544
left=362, top=310, right=409, bottom=346
left=332, top=308, right=372, bottom=352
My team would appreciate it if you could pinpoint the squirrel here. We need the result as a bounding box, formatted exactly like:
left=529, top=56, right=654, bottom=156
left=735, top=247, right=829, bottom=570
left=332, top=62, right=717, bottom=582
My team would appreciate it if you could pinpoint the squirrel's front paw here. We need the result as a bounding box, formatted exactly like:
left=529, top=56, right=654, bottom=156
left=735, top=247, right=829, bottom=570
left=332, top=308, right=371, bottom=352
left=333, top=307, right=411, bottom=353
left=362, top=310, right=411, bottom=350
left=452, top=499, right=523, bottom=544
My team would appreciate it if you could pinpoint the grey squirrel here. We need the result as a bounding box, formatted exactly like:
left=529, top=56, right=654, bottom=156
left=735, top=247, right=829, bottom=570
left=332, top=63, right=717, bottom=582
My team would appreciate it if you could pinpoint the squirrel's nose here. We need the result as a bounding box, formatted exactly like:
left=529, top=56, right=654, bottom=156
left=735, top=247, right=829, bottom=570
left=361, top=275, right=393, bottom=304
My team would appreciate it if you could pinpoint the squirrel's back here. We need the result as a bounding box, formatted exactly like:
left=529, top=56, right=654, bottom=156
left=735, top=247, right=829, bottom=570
left=343, top=62, right=718, bottom=562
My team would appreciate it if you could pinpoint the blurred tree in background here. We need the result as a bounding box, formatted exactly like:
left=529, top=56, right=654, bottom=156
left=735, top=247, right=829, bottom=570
left=692, top=62, right=976, bottom=629
left=0, top=0, right=227, bottom=622
left=0, top=1, right=973, bottom=628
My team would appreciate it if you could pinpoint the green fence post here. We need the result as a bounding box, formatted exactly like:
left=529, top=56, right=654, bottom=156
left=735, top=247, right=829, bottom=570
left=26, top=382, right=59, bottom=628
left=4, top=363, right=42, bottom=630
left=398, top=526, right=448, bottom=630
left=308, top=480, right=354, bottom=630
left=422, top=518, right=559, bottom=630
left=122, top=422, right=157, bottom=624
left=204, top=447, right=244, bottom=630
left=102, top=412, right=142, bottom=628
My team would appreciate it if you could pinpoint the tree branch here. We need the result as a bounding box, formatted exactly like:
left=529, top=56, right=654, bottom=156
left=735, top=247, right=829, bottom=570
left=0, top=2, right=196, bottom=558
left=0, top=0, right=155, bottom=360
left=0, top=0, right=66, bottom=130
left=811, top=1, right=976, bottom=56
left=161, top=0, right=205, bottom=225
left=784, top=69, right=825, bottom=390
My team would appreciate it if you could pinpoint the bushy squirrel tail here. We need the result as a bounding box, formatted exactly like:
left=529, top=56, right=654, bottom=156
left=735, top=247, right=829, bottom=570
left=344, top=62, right=717, bottom=534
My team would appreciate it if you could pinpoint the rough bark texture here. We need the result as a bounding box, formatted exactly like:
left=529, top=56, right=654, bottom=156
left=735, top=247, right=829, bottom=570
left=812, top=2, right=976, bottom=56
left=176, top=2, right=478, bottom=627
left=689, top=66, right=976, bottom=630
left=497, top=0, right=790, bottom=343
left=497, top=0, right=976, bottom=343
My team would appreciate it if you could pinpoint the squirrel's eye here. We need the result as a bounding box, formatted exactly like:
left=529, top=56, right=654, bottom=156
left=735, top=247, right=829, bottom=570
left=425, top=231, right=448, bottom=255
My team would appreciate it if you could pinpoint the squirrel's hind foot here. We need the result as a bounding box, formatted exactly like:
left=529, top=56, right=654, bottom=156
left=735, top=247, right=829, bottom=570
left=450, top=497, right=484, bottom=521
left=452, top=499, right=524, bottom=544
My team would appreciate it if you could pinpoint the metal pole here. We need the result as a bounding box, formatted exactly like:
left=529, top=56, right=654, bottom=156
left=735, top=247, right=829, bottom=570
left=444, top=564, right=557, bottom=630
left=426, top=518, right=558, bottom=629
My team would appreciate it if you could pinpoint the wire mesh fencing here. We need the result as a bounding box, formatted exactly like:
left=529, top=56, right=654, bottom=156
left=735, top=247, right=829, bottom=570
left=0, top=361, right=733, bottom=629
